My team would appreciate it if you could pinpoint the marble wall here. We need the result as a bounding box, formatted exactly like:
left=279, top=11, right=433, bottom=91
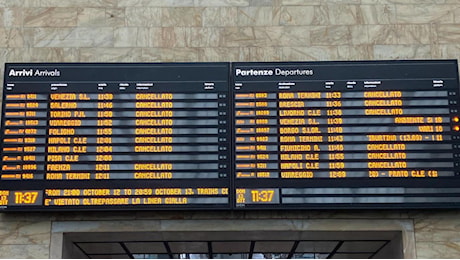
left=0, top=0, right=460, bottom=258
left=0, top=0, right=459, bottom=64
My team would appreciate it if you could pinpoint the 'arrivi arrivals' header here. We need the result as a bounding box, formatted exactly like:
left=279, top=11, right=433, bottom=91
left=8, top=69, right=61, bottom=77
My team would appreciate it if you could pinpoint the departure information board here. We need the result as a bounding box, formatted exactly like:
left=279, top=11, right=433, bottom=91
left=0, top=63, right=231, bottom=210
left=0, top=60, right=460, bottom=211
left=233, top=60, right=460, bottom=209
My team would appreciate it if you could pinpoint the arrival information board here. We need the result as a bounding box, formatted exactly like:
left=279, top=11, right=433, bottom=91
left=233, top=60, right=460, bottom=209
left=0, top=63, right=231, bottom=210
left=1, top=60, right=460, bottom=211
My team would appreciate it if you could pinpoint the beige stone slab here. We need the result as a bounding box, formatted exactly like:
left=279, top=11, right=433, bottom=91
left=310, top=26, right=351, bottom=45
left=161, top=7, right=204, bottom=27
left=323, top=0, right=361, bottom=3
left=77, top=8, right=126, bottom=27
left=417, top=241, right=460, bottom=258
left=249, top=46, right=282, bottom=61
left=373, top=44, right=431, bottom=59
left=38, top=0, right=90, bottom=7
left=350, top=25, right=369, bottom=45
left=202, top=47, right=250, bottom=61
left=0, top=0, right=28, bottom=7
left=281, top=46, right=339, bottom=61
left=218, top=27, right=261, bottom=47
left=141, top=47, right=203, bottom=62
left=221, top=26, right=309, bottom=47
left=202, top=7, right=238, bottom=27
left=23, top=47, right=80, bottom=62
left=396, top=4, right=455, bottom=24
left=151, top=27, right=187, bottom=48
left=22, top=0, right=43, bottom=7
left=368, top=25, right=402, bottom=44
left=249, top=0, right=274, bottom=6
left=125, top=7, right=162, bottom=27
left=236, top=6, right=279, bottom=26
left=24, top=7, right=78, bottom=27
left=362, top=0, right=446, bottom=3
left=21, top=27, right=34, bottom=47
left=415, top=216, right=460, bottom=242
left=431, top=44, right=460, bottom=60
left=276, top=26, right=311, bottom=46
left=396, top=24, right=431, bottom=44
left=338, top=45, right=373, bottom=60
left=2, top=7, right=24, bottom=27
left=115, top=27, right=150, bottom=47
left=185, top=27, right=220, bottom=47
left=311, top=5, right=329, bottom=25
left=328, top=4, right=364, bottom=25
left=437, top=24, right=460, bottom=44
left=455, top=6, right=460, bottom=23
left=194, top=0, right=250, bottom=7
left=0, top=221, right=51, bottom=245
left=360, top=4, right=396, bottom=24
left=416, top=229, right=460, bottom=244
left=80, top=47, right=143, bottom=62
left=0, top=28, right=23, bottom=47
left=88, top=0, right=119, bottom=7
left=119, top=0, right=195, bottom=7
left=33, top=27, right=114, bottom=48
left=0, top=48, right=25, bottom=63
left=280, top=0, right=321, bottom=5
left=0, top=9, right=4, bottom=27
left=38, top=0, right=118, bottom=7
left=279, top=6, right=315, bottom=25
left=0, top=244, right=49, bottom=259
left=285, top=0, right=360, bottom=3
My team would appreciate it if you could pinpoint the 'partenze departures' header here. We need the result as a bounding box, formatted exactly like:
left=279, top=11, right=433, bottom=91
left=1, top=60, right=460, bottom=211
left=235, top=68, right=314, bottom=77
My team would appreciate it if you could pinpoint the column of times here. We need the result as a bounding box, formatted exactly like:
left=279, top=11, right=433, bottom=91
left=95, top=93, right=113, bottom=179
left=326, top=92, right=346, bottom=178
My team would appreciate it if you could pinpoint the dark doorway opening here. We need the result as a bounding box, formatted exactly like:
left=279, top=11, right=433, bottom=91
left=63, top=231, right=403, bottom=259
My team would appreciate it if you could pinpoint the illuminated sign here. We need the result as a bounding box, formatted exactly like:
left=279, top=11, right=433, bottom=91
left=233, top=60, right=460, bottom=209
left=0, top=60, right=459, bottom=211
left=0, top=63, right=231, bottom=210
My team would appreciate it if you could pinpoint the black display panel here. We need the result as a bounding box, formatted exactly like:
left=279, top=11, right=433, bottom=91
left=232, top=60, right=460, bottom=209
left=0, top=63, right=231, bottom=210
left=1, top=60, right=460, bottom=211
